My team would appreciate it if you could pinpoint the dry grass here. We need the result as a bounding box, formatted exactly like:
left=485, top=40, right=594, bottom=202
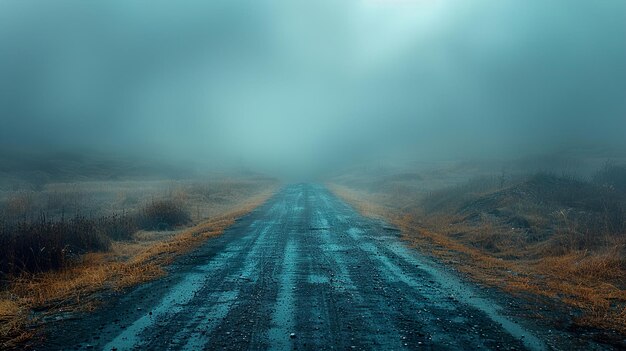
left=138, top=199, right=191, bottom=230
left=330, top=183, right=626, bottom=336
left=0, top=178, right=277, bottom=279
left=0, top=187, right=275, bottom=349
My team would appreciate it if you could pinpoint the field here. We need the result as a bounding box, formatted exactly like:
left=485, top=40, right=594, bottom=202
left=0, top=170, right=277, bottom=348
left=330, top=156, right=626, bottom=343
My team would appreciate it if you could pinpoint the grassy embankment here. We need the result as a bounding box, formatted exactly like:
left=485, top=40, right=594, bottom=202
left=331, top=162, right=626, bottom=337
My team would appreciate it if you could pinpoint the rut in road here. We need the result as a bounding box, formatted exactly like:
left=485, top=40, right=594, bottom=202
left=53, top=184, right=547, bottom=351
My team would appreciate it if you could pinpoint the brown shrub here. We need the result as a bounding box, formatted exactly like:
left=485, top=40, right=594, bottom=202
left=138, top=199, right=191, bottom=230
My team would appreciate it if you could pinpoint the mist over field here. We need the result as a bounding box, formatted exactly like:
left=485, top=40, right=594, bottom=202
left=0, top=0, right=624, bottom=179
left=3, top=2, right=626, bottom=349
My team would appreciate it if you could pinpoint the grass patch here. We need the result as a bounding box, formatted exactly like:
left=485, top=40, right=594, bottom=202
left=0, top=216, right=111, bottom=278
left=0, top=200, right=192, bottom=280
left=138, top=199, right=190, bottom=230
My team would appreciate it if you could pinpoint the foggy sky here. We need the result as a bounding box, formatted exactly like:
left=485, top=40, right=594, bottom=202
left=1, top=1, right=625, bottom=177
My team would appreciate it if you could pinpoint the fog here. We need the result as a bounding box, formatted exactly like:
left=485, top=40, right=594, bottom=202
left=1, top=0, right=625, bottom=179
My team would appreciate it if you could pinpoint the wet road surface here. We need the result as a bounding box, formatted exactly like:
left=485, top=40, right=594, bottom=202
left=46, top=184, right=548, bottom=350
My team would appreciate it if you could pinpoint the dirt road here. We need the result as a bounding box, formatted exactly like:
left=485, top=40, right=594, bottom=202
left=45, top=184, right=580, bottom=350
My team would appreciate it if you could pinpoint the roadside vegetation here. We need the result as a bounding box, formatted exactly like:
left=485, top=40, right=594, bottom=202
left=0, top=199, right=190, bottom=278
left=332, top=159, right=626, bottom=342
left=0, top=176, right=276, bottom=349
